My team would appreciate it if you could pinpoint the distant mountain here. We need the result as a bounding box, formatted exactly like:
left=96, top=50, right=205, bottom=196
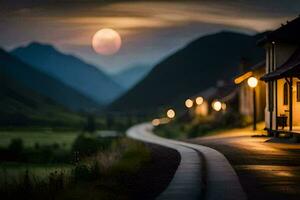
left=111, top=31, right=265, bottom=113
left=112, top=65, right=152, bottom=89
left=0, top=73, right=83, bottom=127
left=12, top=42, right=123, bottom=104
left=0, top=48, right=101, bottom=111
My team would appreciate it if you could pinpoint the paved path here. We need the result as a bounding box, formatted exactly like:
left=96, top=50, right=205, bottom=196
left=190, top=125, right=300, bottom=200
left=127, top=123, right=246, bottom=200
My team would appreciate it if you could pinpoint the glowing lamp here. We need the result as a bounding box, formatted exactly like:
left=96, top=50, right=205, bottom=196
left=247, top=77, right=258, bottom=88
left=167, top=109, right=176, bottom=119
left=152, top=119, right=160, bottom=126
left=212, top=101, right=222, bottom=112
left=185, top=99, right=194, bottom=108
left=195, top=97, right=204, bottom=105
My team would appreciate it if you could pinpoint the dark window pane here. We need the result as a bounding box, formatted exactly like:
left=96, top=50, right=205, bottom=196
left=284, top=82, right=288, bottom=105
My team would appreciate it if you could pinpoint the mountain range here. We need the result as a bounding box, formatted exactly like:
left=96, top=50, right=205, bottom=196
left=0, top=72, right=83, bottom=127
left=111, top=31, right=266, bottom=113
left=0, top=48, right=101, bottom=112
left=12, top=42, right=124, bottom=105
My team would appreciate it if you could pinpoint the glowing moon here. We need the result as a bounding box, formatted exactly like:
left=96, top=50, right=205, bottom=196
left=92, top=28, right=122, bottom=55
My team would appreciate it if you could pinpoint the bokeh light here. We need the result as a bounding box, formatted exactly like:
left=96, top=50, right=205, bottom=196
left=195, top=96, right=204, bottom=105
left=185, top=99, right=194, bottom=108
left=212, top=101, right=222, bottom=111
left=167, top=109, right=176, bottom=119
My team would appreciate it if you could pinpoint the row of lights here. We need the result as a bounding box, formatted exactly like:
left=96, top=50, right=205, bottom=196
left=153, top=77, right=259, bottom=127
left=152, top=109, right=175, bottom=127
left=185, top=96, right=204, bottom=108
left=152, top=108, right=176, bottom=126
left=185, top=96, right=226, bottom=112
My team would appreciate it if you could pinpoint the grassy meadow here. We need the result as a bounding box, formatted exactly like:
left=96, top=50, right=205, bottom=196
left=0, top=130, right=78, bottom=185
left=0, top=130, right=79, bottom=150
left=0, top=126, right=153, bottom=200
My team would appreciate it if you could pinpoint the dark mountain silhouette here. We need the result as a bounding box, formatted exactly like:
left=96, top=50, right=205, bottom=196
left=12, top=42, right=123, bottom=104
left=112, top=64, right=152, bottom=89
left=111, top=31, right=266, bottom=113
left=0, top=73, right=83, bottom=127
left=0, top=48, right=101, bottom=111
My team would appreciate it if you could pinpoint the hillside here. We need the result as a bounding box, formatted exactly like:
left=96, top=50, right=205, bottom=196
left=0, top=48, right=101, bottom=112
left=111, top=31, right=265, bottom=113
left=113, top=65, right=152, bottom=89
left=0, top=73, right=84, bottom=127
left=12, top=42, right=124, bottom=104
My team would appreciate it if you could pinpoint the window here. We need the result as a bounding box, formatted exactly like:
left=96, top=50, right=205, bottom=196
left=283, top=82, right=289, bottom=105
left=297, top=82, right=300, bottom=102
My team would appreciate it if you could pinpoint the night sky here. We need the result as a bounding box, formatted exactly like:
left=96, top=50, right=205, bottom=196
left=1, top=0, right=300, bottom=74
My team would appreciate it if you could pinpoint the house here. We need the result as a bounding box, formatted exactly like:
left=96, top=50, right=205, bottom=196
left=189, top=81, right=238, bottom=117
left=259, top=16, right=300, bottom=135
left=234, top=61, right=266, bottom=123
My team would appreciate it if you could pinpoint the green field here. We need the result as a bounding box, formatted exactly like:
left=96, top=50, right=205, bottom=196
left=0, top=163, right=73, bottom=184
left=0, top=130, right=78, bottom=183
left=0, top=130, right=79, bottom=150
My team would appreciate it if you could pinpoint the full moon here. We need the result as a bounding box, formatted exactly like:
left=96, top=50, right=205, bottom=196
left=92, top=28, right=122, bottom=56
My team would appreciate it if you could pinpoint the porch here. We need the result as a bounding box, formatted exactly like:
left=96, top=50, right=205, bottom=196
left=261, top=47, right=300, bottom=137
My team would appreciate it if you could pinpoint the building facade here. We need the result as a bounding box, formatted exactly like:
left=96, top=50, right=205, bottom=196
left=260, top=16, right=300, bottom=135
left=234, top=61, right=266, bottom=123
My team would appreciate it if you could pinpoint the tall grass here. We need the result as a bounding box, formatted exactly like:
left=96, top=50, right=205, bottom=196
left=0, top=137, right=151, bottom=200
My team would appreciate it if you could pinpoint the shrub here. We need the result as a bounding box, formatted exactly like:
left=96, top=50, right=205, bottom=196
left=71, top=134, right=113, bottom=157
left=72, top=135, right=99, bottom=156
left=73, top=164, right=92, bottom=182
left=8, top=138, right=24, bottom=154
left=84, top=115, right=96, bottom=133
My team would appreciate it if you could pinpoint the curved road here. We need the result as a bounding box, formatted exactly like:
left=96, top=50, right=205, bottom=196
left=127, top=123, right=246, bottom=200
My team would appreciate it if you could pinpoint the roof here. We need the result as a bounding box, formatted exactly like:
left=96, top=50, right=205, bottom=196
left=258, top=16, right=300, bottom=45
left=261, top=48, right=300, bottom=81
left=191, top=82, right=237, bottom=103
left=234, top=60, right=265, bottom=84
left=251, top=60, right=265, bottom=71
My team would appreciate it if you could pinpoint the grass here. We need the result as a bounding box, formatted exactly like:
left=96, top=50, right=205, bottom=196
left=155, top=111, right=249, bottom=139
left=0, top=134, right=152, bottom=200
left=59, top=138, right=151, bottom=200
left=0, top=130, right=78, bottom=183
left=0, top=130, right=79, bottom=150
left=0, top=163, right=73, bottom=184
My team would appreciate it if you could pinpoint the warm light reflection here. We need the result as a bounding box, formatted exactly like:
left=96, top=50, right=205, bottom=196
left=185, top=99, right=194, bottom=108
left=221, top=103, right=227, bottom=111
left=159, top=117, right=171, bottom=124
left=247, top=77, right=258, bottom=88
left=167, top=109, right=176, bottom=119
left=212, top=101, right=222, bottom=111
left=195, top=102, right=208, bottom=116
left=195, top=96, right=204, bottom=105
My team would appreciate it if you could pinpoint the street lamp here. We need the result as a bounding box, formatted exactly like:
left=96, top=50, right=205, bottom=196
left=247, top=77, right=258, bottom=131
left=195, top=96, right=204, bottom=105
left=167, top=109, right=176, bottom=119
left=185, top=99, right=194, bottom=108
left=152, top=119, right=160, bottom=126
left=212, top=100, right=222, bottom=112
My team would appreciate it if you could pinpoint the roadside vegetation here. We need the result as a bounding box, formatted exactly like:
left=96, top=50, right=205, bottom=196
left=155, top=111, right=249, bottom=139
left=0, top=132, right=151, bottom=200
left=0, top=115, right=153, bottom=200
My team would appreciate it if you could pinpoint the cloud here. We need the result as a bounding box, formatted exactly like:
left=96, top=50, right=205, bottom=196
left=1, top=0, right=299, bottom=72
